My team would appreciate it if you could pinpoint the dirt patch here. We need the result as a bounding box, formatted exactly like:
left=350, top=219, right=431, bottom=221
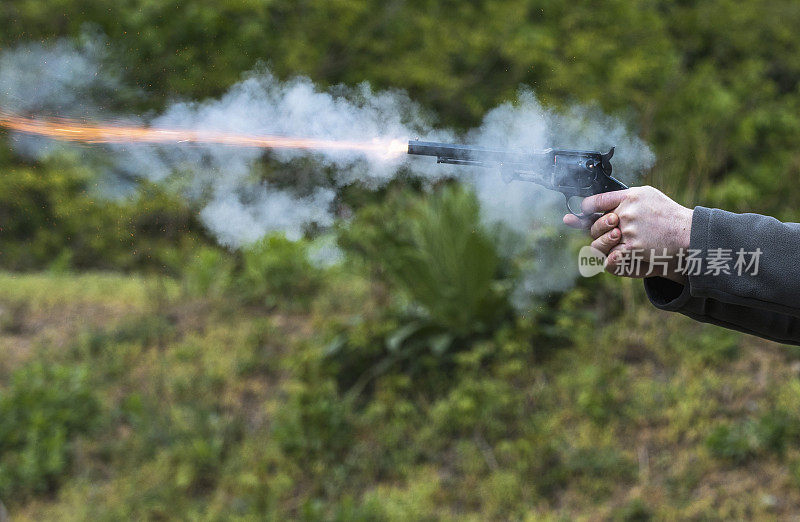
left=0, top=298, right=146, bottom=372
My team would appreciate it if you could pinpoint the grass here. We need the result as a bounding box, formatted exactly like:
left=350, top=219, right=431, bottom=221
left=2, top=270, right=800, bottom=519
left=0, top=271, right=180, bottom=310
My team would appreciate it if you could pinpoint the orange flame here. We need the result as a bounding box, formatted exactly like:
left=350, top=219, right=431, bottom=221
left=0, top=110, right=408, bottom=158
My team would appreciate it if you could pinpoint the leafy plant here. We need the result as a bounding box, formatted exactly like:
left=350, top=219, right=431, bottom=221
left=183, top=246, right=235, bottom=298
left=341, top=185, right=510, bottom=336
left=330, top=186, right=515, bottom=396
left=705, top=410, right=800, bottom=464
left=237, top=234, right=323, bottom=309
left=0, top=158, right=210, bottom=273
left=0, top=361, right=101, bottom=499
left=705, top=422, right=759, bottom=464
left=271, top=378, right=353, bottom=468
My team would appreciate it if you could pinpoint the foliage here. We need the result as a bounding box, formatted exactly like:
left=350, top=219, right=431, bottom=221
left=0, top=155, right=211, bottom=273
left=0, top=269, right=799, bottom=519
left=705, top=410, right=800, bottom=464
left=238, top=234, right=323, bottom=309
left=4, top=0, right=800, bottom=518
left=182, top=246, right=235, bottom=298
left=6, top=0, right=800, bottom=218
left=329, top=186, right=515, bottom=397
left=341, top=185, right=510, bottom=335
left=0, top=361, right=101, bottom=499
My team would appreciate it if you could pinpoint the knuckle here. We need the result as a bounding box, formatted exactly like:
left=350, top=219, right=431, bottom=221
left=643, top=185, right=662, bottom=198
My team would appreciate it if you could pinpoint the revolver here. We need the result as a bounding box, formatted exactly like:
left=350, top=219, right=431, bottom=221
left=407, top=140, right=627, bottom=217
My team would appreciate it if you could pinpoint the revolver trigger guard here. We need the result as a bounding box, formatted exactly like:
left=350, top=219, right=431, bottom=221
left=565, top=194, right=602, bottom=221
left=565, top=195, right=584, bottom=217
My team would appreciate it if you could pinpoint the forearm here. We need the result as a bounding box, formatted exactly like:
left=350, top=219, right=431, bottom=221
left=645, top=277, right=800, bottom=345
left=688, top=206, right=800, bottom=314
left=644, top=206, right=800, bottom=344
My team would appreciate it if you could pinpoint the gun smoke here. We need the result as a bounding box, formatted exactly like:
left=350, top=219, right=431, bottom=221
left=0, top=37, right=654, bottom=301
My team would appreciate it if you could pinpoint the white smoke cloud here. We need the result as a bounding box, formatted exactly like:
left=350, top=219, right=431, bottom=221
left=463, top=91, right=655, bottom=304
left=0, top=37, right=655, bottom=297
left=0, top=36, right=120, bottom=116
left=200, top=186, right=336, bottom=247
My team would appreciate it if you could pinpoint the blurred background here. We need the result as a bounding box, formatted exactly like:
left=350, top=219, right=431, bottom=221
left=2, top=0, right=800, bottom=519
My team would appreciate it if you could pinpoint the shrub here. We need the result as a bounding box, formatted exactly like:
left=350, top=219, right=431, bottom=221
left=0, top=361, right=101, bottom=499
left=705, top=423, right=758, bottom=464
left=182, top=246, right=235, bottom=298
left=611, top=498, right=654, bottom=522
left=390, top=186, right=508, bottom=334
left=328, top=187, right=522, bottom=399
left=0, top=158, right=211, bottom=273
left=706, top=410, right=800, bottom=464
left=237, top=234, right=322, bottom=309
left=271, top=378, right=353, bottom=468
left=340, top=185, right=510, bottom=336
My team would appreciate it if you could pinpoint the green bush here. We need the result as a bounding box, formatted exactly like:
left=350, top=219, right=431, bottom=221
left=0, top=157, right=210, bottom=273
left=271, top=378, right=353, bottom=468
left=182, top=246, right=235, bottom=298
left=341, top=185, right=510, bottom=336
left=237, top=234, right=323, bottom=309
left=328, top=186, right=516, bottom=398
left=705, top=410, right=800, bottom=464
left=705, top=422, right=758, bottom=464
left=0, top=361, right=101, bottom=499
left=611, top=498, right=654, bottom=522
left=391, top=186, right=507, bottom=334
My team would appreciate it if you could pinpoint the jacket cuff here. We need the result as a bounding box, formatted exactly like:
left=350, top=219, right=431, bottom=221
left=643, top=277, right=693, bottom=310
left=686, top=206, right=712, bottom=293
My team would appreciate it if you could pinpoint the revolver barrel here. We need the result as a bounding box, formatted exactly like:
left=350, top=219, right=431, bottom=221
left=407, top=140, right=533, bottom=166
left=406, top=139, right=626, bottom=217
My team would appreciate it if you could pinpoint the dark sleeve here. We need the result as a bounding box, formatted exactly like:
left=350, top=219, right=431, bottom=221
left=643, top=206, right=800, bottom=345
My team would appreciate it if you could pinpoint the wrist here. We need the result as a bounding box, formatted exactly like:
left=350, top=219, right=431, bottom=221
left=676, top=206, right=693, bottom=252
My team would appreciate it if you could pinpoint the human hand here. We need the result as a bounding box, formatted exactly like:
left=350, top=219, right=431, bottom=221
left=563, top=186, right=693, bottom=282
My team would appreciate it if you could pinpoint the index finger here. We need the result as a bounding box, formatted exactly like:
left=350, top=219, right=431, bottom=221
left=581, top=189, right=630, bottom=215
left=562, top=213, right=594, bottom=230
